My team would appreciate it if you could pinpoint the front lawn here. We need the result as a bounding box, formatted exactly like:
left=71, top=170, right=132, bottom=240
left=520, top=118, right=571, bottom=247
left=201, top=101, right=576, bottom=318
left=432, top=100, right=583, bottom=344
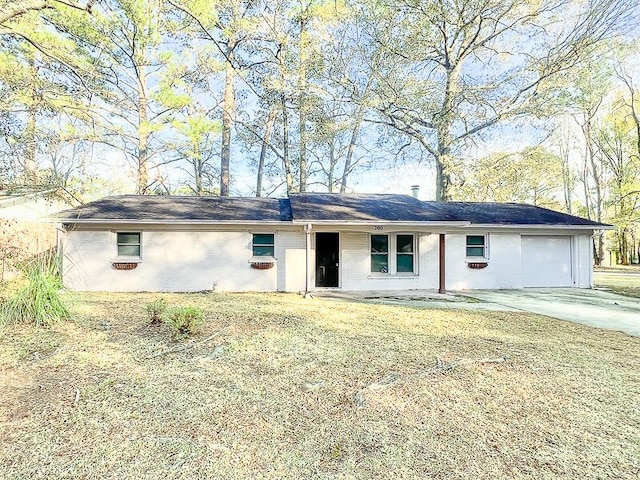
left=594, top=267, right=640, bottom=298
left=1, top=292, right=639, bottom=479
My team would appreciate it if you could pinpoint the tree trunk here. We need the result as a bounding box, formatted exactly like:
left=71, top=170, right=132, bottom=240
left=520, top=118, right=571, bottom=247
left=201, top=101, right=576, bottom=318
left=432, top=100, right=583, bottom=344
left=435, top=146, right=452, bottom=201
left=24, top=54, right=38, bottom=183
left=434, top=65, right=459, bottom=201
left=559, top=141, right=573, bottom=214
left=328, top=141, right=336, bottom=193
left=194, top=143, right=202, bottom=195
left=256, top=107, right=276, bottom=197
left=340, top=75, right=373, bottom=193
left=585, top=117, right=604, bottom=265
left=298, top=21, right=308, bottom=193
left=281, top=93, right=293, bottom=193
left=220, top=43, right=235, bottom=197
left=24, top=104, right=37, bottom=183
left=620, top=227, right=628, bottom=265
left=137, top=63, right=149, bottom=195
left=577, top=109, right=605, bottom=265
left=581, top=158, right=592, bottom=220
left=299, top=105, right=307, bottom=192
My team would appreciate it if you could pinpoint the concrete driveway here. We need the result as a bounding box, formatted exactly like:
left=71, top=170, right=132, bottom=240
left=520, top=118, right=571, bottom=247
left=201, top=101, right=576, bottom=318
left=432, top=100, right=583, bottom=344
left=463, top=288, right=640, bottom=337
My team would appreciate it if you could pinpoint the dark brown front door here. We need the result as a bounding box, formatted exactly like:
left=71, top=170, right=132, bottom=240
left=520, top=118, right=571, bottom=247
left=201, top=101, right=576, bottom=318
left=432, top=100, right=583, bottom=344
left=316, top=232, right=339, bottom=287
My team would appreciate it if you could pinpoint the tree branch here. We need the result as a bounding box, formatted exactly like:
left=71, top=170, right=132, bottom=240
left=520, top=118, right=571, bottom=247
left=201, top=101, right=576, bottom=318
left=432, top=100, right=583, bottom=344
left=0, top=0, right=94, bottom=25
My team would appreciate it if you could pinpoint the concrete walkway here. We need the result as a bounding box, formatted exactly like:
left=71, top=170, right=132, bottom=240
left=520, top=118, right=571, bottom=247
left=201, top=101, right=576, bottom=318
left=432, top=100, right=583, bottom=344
left=462, top=288, right=640, bottom=337
left=316, top=288, right=640, bottom=337
left=313, top=290, right=519, bottom=312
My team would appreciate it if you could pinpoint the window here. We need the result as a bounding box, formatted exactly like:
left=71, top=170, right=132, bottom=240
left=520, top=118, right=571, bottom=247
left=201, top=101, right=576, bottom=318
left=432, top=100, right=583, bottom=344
left=396, top=234, right=414, bottom=273
left=370, top=234, right=415, bottom=274
left=117, top=232, right=141, bottom=257
left=466, top=235, right=486, bottom=258
left=252, top=233, right=275, bottom=257
left=371, top=235, right=389, bottom=273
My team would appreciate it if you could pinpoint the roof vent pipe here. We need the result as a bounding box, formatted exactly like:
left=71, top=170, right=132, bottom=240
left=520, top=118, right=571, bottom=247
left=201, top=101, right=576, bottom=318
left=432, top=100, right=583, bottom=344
left=411, top=185, right=420, bottom=199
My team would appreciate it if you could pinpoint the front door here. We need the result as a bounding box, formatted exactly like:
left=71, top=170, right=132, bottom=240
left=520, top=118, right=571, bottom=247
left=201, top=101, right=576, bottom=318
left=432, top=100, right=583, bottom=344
left=315, top=232, right=339, bottom=287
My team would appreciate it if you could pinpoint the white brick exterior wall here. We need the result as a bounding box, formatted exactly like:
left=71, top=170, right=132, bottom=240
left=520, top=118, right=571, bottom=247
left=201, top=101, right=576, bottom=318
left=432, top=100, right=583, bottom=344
left=62, top=225, right=595, bottom=292
left=339, top=232, right=439, bottom=291
left=574, top=234, right=593, bottom=288
left=445, top=233, right=522, bottom=290
left=277, top=230, right=306, bottom=292
left=445, top=231, right=593, bottom=290
left=64, top=228, right=282, bottom=292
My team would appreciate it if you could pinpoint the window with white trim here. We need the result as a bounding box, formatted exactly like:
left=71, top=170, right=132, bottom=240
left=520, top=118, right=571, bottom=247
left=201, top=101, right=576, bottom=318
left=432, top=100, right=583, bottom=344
left=466, top=235, right=487, bottom=258
left=370, top=234, right=416, bottom=274
left=117, top=232, right=141, bottom=257
left=396, top=234, right=414, bottom=273
left=252, top=233, right=275, bottom=257
left=371, top=235, right=389, bottom=273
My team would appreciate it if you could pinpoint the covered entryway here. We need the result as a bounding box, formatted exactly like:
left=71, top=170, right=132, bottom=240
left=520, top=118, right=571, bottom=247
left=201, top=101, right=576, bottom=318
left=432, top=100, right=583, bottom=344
left=521, top=236, right=573, bottom=287
left=316, top=232, right=339, bottom=287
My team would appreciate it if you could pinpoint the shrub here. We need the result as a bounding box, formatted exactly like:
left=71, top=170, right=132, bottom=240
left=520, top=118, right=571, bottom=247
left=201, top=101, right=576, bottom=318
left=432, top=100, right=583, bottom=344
left=146, top=298, right=167, bottom=324
left=0, top=254, right=69, bottom=327
left=164, top=306, right=204, bottom=339
left=0, top=219, right=55, bottom=282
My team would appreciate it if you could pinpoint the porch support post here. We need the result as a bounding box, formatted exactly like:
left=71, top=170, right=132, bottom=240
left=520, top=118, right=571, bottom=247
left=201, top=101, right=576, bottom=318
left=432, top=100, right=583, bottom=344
left=439, top=233, right=446, bottom=294
left=304, top=223, right=312, bottom=297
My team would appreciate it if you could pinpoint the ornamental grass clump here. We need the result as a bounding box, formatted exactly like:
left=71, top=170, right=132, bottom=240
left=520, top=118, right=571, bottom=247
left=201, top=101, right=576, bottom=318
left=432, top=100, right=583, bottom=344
left=146, top=297, right=167, bottom=324
left=0, top=255, right=69, bottom=327
left=164, top=306, right=204, bottom=339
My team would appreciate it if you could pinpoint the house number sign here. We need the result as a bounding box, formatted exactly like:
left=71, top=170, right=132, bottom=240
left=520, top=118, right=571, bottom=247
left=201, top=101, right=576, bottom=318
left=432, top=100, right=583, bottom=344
left=468, top=262, right=488, bottom=269
left=374, top=225, right=384, bottom=230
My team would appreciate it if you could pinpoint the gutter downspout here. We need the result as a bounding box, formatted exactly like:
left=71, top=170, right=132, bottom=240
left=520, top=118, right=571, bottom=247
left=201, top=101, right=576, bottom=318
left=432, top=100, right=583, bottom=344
left=589, top=231, right=595, bottom=288
left=55, top=223, right=66, bottom=287
left=55, top=224, right=63, bottom=257
left=304, top=223, right=312, bottom=298
left=439, top=234, right=446, bottom=294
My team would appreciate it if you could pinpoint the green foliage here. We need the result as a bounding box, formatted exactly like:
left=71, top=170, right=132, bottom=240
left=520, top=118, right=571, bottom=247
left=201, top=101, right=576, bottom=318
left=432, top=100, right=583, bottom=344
left=146, top=297, right=168, bottom=324
left=0, top=255, right=69, bottom=328
left=454, top=146, right=564, bottom=209
left=163, top=306, right=204, bottom=339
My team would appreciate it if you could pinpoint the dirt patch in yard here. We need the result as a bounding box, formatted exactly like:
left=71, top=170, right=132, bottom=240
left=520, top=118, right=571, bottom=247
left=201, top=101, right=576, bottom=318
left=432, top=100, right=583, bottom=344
left=1, top=292, right=639, bottom=479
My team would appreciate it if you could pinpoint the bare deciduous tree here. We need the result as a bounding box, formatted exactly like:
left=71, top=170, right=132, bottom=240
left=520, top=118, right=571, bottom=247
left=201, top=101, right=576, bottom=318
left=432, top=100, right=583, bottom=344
left=369, top=0, right=637, bottom=200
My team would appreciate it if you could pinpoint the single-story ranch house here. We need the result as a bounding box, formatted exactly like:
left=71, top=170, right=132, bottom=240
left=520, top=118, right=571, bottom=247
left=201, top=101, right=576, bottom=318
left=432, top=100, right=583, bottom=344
left=54, top=193, right=609, bottom=293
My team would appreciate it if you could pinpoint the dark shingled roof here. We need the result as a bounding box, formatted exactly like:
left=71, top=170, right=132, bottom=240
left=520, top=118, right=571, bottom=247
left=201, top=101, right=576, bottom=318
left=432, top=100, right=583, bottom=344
left=54, top=193, right=610, bottom=227
left=288, top=193, right=465, bottom=222
left=55, top=195, right=292, bottom=222
left=436, top=201, right=607, bottom=226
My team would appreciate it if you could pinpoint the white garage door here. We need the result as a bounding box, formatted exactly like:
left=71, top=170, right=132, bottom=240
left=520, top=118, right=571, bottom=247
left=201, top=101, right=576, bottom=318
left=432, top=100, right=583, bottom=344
left=521, top=236, right=573, bottom=287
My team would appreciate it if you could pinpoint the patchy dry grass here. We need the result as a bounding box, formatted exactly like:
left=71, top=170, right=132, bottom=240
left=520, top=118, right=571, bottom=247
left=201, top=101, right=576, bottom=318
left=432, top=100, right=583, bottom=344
left=1, top=292, right=639, bottom=479
left=595, top=268, right=640, bottom=298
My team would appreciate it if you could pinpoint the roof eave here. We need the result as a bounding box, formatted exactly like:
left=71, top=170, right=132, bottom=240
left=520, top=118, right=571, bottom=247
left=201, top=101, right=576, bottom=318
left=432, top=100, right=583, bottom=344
left=465, top=223, right=614, bottom=230
left=53, top=218, right=291, bottom=225
left=291, top=220, right=470, bottom=226
left=51, top=219, right=612, bottom=230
